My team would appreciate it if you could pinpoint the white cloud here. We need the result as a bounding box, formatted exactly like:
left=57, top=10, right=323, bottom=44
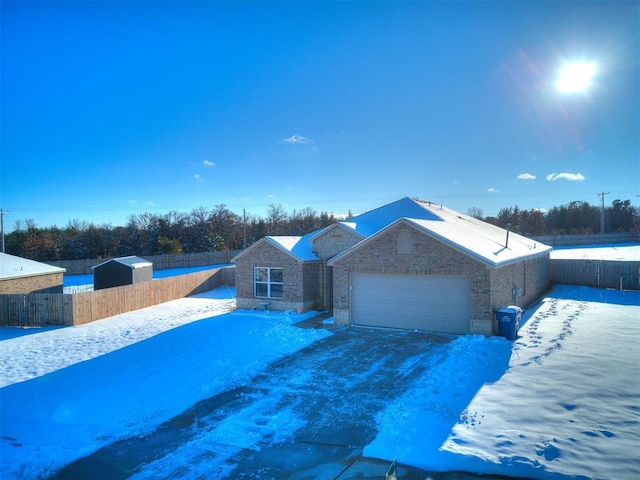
left=487, top=188, right=497, bottom=193
left=518, top=173, right=536, bottom=180
left=128, top=200, right=137, bottom=204
left=202, top=160, right=215, bottom=167
left=283, top=134, right=314, bottom=145
left=193, top=174, right=202, bottom=181
left=146, top=201, right=155, bottom=207
left=546, top=172, right=586, bottom=181
left=533, top=207, right=549, bottom=214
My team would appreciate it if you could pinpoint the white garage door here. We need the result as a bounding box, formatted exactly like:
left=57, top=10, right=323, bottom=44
left=351, top=273, right=470, bottom=334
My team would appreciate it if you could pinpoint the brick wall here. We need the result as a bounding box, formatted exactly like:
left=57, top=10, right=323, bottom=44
left=0, top=273, right=64, bottom=294
left=312, top=226, right=363, bottom=260
left=234, top=241, right=323, bottom=312
left=330, top=222, right=551, bottom=336
left=488, top=253, right=551, bottom=332
left=331, top=223, right=490, bottom=333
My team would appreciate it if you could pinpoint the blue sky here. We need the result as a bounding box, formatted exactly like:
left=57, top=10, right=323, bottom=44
left=1, top=1, right=638, bottom=231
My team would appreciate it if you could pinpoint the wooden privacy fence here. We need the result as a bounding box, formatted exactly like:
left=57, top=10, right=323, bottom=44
left=47, top=250, right=242, bottom=275
left=1, top=266, right=235, bottom=327
left=551, top=259, right=640, bottom=290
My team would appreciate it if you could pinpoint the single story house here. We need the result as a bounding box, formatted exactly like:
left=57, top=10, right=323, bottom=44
left=234, top=197, right=552, bottom=335
left=0, top=252, right=66, bottom=294
left=92, top=256, right=153, bottom=290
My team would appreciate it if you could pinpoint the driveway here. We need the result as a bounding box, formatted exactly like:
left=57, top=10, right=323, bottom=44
left=53, top=324, right=496, bottom=479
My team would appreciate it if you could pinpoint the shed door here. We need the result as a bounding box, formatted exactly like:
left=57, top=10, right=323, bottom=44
left=351, top=273, right=470, bottom=334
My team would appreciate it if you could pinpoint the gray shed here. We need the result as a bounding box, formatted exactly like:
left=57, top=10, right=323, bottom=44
left=92, top=256, right=153, bottom=290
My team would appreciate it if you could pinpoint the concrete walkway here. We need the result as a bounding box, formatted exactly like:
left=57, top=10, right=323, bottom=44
left=52, top=324, right=510, bottom=479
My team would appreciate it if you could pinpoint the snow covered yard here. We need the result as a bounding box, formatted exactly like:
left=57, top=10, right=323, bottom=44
left=1, top=284, right=639, bottom=480
left=550, top=243, right=639, bottom=261
left=0, top=288, right=331, bottom=479
left=365, top=285, right=640, bottom=479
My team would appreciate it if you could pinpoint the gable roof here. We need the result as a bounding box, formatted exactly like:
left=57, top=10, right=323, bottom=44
left=408, top=214, right=549, bottom=266
left=328, top=200, right=551, bottom=267
left=233, top=197, right=551, bottom=266
left=341, top=197, right=443, bottom=237
left=0, top=252, right=66, bottom=280
left=92, top=256, right=152, bottom=270
left=308, top=222, right=366, bottom=243
left=233, top=230, right=322, bottom=263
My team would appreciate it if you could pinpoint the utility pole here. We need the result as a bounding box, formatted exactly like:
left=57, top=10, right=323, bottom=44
left=243, top=208, right=247, bottom=249
left=598, top=191, right=610, bottom=234
left=0, top=208, right=8, bottom=253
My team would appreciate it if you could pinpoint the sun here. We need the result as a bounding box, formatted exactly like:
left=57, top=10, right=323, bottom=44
left=555, top=61, right=596, bottom=93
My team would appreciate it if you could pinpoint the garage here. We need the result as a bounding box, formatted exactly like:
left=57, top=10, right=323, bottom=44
left=351, top=273, right=470, bottom=334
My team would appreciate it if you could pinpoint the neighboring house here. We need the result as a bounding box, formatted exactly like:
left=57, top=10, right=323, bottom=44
left=92, top=256, right=153, bottom=290
left=0, top=252, right=66, bottom=294
left=234, top=197, right=552, bottom=335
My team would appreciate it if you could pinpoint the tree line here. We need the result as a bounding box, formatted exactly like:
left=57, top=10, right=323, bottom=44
left=5, top=204, right=340, bottom=262
left=480, top=199, right=638, bottom=237
left=5, top=199, right=638, bottom=262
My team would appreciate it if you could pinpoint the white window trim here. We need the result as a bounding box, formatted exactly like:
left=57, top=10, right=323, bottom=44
left=254, top=267, right=284, bottom=299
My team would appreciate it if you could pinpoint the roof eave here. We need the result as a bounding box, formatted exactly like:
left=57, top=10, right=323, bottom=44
left=328, top=218, right=407, bottom=266
left=1, top=269, right=66, bottom=281
left=406, top=219, right=552, bottom=267
left=329, top=217, right=552, bottom=267
left=232, top=236, right=320, bottom=263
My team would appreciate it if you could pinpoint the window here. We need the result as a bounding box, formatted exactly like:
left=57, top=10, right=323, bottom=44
left=397, top=231, right=413, bottom=254
left=254, top=267, right=283, bottom=299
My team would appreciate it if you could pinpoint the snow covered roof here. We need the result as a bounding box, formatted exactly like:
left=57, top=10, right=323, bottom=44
left=236, top=197, right=551, bottom=266
left=406, top=218, right=550, bottom=267
left=307, top=222, right=365, bottom=243
left=233, top=230, right=322, bottom=263
left=328, top=197, right=551, bottom=267
left=340, top=197, right=443, bottom=237
left=0, top=252, right=66, bottom=280
left=92, top=256, right=152, bottom=270
left=266, top=233, right=321, bottom=262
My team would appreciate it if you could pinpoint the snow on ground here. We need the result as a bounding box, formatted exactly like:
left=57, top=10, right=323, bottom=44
left=1, top=285, right=639, bottom=480
left=365, top=285, right=640, bottom=480
left=0, top=288, right=330, bottom=480
left=550, top=243, right=640, bottom=261
left=0, top=287, right=237, bottom=387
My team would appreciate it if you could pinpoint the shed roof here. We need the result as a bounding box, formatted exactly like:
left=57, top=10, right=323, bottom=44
left=0, top=252, right=66, bottom=281
left=92, top=256, right=152, bottom=270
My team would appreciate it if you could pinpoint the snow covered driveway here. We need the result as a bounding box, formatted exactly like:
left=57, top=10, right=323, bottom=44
left=53, top=326, right=451, bottom=479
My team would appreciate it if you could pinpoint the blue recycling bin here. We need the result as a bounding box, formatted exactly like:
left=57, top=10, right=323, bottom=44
left=496, top=306, right=523, bottom=340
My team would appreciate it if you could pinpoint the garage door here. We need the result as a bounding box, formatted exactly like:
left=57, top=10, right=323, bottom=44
left=351, top=273, right=470, bottom=334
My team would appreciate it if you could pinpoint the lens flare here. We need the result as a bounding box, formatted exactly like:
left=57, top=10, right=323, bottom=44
left=556, top=62, right=596, bottom=93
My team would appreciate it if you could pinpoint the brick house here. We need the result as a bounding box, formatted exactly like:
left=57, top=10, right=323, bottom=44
left=0, top=252, right=66, bottom=294
left=234, top=233, right=324, bottom=312
left=234, top=197, right=552, bottom=335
